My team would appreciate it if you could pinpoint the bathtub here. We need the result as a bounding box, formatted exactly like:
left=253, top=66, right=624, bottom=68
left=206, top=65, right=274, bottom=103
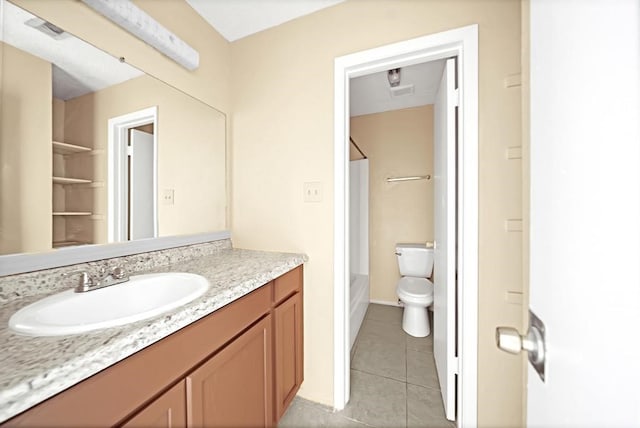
left=350, top=273, right=369, bottom=350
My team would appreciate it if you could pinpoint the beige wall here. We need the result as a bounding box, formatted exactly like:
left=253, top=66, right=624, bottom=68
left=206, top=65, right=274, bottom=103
left=351, top=106, right=434, bottom=303
left=0, top=43, right=52, bottom=254
left=63, top=74, right=226, bottom=243
left=230, top=0, right=523, bottom=425
left=52, top=98, right=65, bottom=143
left=349, top=138, right=365, bottom=161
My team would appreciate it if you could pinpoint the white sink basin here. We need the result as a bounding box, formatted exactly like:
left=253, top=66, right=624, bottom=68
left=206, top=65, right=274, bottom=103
left=9, top=272, right=209, bottom=337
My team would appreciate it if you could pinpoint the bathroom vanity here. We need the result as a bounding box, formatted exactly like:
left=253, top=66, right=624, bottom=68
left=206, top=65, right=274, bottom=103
left=0, top=247, right=305, bottom=427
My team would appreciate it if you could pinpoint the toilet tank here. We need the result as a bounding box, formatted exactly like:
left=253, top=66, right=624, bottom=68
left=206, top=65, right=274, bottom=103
left=395, top=243, right=434, bottom=278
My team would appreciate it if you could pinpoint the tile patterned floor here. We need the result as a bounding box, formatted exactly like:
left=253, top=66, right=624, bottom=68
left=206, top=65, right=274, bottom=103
left=279, top=304, right=454, bottom=428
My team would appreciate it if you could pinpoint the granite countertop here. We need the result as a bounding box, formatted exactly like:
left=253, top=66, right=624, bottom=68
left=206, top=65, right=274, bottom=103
left=0, top=248, right=307, bottom=423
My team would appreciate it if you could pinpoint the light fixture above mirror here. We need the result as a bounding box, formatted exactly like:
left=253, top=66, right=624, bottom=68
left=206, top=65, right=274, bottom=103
left=81, top=0, right=200, bottom=71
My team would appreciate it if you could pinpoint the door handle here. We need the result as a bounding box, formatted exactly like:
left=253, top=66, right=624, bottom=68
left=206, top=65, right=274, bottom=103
left=496, top=325, right=544, bottom=361
left=496, top=310, right=546, bottom=381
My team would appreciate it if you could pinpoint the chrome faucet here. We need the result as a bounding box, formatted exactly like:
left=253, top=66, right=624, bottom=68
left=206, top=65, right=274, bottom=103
left=68, top=266, right=129, bottom=293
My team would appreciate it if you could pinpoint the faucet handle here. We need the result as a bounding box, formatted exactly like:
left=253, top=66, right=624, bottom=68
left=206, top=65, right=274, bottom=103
left=111, top=266, right=127, bottom=279
left=63, top=270, right=94, bottom=290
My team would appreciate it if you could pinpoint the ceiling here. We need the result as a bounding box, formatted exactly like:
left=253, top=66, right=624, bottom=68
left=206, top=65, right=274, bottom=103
left=185, top=0, right=346, bottom=42
left=349, top=60, right=446, bottom=117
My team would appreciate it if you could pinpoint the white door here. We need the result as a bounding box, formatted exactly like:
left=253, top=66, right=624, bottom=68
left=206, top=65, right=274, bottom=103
left=128, top=129, right=155, bottom=240
left=528, top=0, right=640, bottom=425
left=433, top=57, right=456, bottom=421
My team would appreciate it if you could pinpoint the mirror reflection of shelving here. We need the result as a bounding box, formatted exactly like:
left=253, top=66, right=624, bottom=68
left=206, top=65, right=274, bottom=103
left=52, top=140, right=103, bottom=248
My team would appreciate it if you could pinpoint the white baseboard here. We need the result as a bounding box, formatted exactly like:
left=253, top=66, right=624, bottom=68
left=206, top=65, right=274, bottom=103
left=369, top=299, right=402, bottom=307
left=369, top=299, right=435, bottom=312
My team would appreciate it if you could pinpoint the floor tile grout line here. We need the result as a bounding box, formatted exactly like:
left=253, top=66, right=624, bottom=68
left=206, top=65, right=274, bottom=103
left=405, top=380, right=409, bottom=428
left=350, top=367, right=407, bottom=384
left=406, top=380, right=441, bottom=392
left=405, top=324, right=409, bottom=428
left=339, top=414, right=378, bottom=427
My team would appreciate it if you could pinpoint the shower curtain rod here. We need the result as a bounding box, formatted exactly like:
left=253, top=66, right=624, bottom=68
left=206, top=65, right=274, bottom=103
left=386, top=175, right=431, bottom=183
left=349, top=137, right=367, bottom=159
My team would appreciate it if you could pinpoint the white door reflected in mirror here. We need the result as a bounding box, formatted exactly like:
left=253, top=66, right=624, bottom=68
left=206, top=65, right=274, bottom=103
left=129, top=129, right=156, bottom=240
left=108, top=107, right=158, bottom=243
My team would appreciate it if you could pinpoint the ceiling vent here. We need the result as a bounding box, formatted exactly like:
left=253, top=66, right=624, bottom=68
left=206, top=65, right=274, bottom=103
left=390, top=84, right=415, bottom=97
left=25, top=17, right=70, bottom=40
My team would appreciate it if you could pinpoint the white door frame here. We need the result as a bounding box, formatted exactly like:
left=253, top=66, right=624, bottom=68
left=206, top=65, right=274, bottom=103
left=333, top=25, right=478, bottom=426
left=107, top=106, right=158, bottom=243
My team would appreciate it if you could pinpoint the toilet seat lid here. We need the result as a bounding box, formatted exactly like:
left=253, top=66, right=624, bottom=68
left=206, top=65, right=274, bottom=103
left=397, top=277, right=433, bottom=298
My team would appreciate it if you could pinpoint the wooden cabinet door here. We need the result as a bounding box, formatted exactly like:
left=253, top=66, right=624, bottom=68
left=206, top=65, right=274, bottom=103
left=274, top=292, right=303, bottom=420
left=121, top=381, right=187, bottom=428
left=187, top=316, right=272, bottom=427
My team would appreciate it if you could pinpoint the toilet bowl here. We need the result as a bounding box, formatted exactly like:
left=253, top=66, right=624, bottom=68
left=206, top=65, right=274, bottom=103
left=397, top=277, right=433, bottom=337
left=395, top=243, right=434, bottom=337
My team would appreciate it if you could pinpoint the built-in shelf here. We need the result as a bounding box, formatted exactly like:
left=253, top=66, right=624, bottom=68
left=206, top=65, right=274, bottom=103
left=52, top=141, right=91, bottom=155
left=53, top=212, right=93, bottom=216
left=52, top=176, right=92, bottom=185
left=51, top=140, right=97, bottom=249
left=60, top=181, right=105, bottom=189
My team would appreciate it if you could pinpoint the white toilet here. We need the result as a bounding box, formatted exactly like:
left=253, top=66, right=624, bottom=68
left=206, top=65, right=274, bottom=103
left=395, top=243, right=434, bottom=337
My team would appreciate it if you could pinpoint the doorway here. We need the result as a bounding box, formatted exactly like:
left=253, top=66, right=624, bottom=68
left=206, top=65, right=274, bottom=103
left=107, top=106, right=158, bottom=243
left=333, top=25, right=478, bottom=425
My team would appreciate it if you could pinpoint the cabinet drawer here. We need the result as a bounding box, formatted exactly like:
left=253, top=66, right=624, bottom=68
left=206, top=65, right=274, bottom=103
left=273, top=266, right=303, bottom=304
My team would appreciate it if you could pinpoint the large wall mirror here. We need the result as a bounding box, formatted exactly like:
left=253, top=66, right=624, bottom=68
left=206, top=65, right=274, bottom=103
left=0, top=1, right=227, bottom=262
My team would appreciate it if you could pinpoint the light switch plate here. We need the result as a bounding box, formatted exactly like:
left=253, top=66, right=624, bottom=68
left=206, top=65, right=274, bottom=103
left=303, top=182, right=322, bottom=202
left=163, top=189, right=175, bottom=205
